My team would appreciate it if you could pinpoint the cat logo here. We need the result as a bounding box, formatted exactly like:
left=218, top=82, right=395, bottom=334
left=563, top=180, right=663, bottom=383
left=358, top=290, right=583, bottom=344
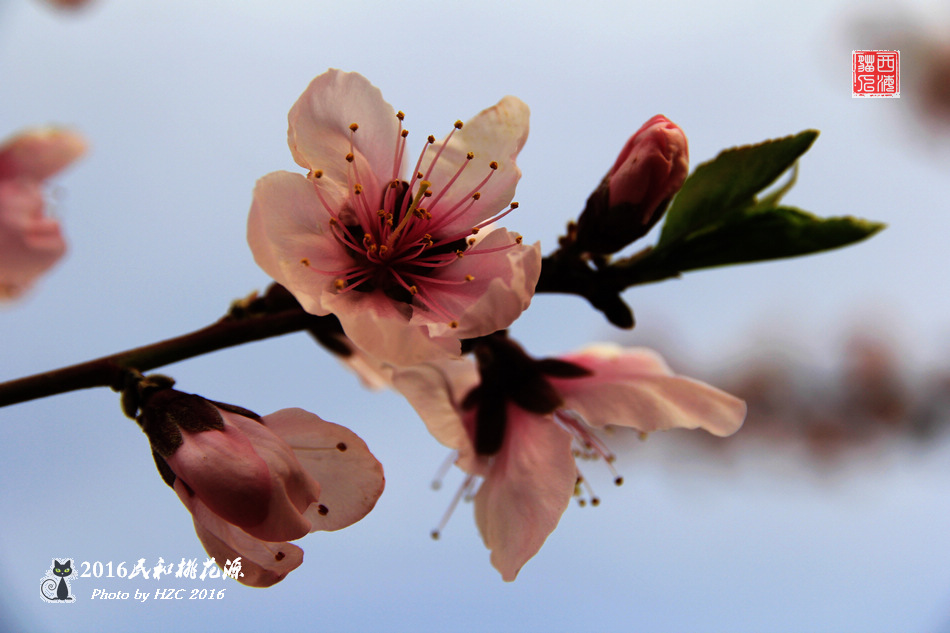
left=40, top=558, right=76, bottom=603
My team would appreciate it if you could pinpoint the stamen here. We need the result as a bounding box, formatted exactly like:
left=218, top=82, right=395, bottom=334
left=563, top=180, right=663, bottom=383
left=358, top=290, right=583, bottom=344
left=555, top=409, right=624, bottom=485
left=430, top=451, right=457, bottom=490
left=461, top=238, right=522, bottom=256
left=430, top=473, right=477, bottom=540
left=393, top=116, right=408, bottom=181
left=423, top=147, right=475, bottom=210
left=404, top=135, right=435, bottom=202
left=423, top=167, right=497, bottom=235
left=388, top=181, right=430, bottom=244
left=575, top=470, right=600, bottom=508
left=344, top=133, right=376, bottom=227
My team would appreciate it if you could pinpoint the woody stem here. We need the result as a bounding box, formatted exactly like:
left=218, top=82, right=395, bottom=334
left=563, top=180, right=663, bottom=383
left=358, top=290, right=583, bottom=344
left=0, top=289, right=333, bottom=408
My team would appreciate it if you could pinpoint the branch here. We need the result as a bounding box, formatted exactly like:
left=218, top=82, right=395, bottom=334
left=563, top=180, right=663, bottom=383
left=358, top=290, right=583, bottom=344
left=0, top=288, right=337, bottom=408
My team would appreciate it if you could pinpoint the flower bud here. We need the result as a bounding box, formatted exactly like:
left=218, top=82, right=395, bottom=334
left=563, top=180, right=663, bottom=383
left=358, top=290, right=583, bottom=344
left=575, top=115, right=689, bottom=255
left=135, top=384, right=384, bottom=587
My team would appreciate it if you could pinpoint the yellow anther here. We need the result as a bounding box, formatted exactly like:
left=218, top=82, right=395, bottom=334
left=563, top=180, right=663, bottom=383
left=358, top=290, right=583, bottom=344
left=515, top=236, right=523, bottom=244
left=345, top=153, right=355, bottom=163
left=300, top=258, right=310, bottom=266
left=354, top=183, right=363, bottom=194
left=449, top=321, right=459, bottom=329
left=472, top=192, right=481, bottom=200
left=454, top=120, right=463, bottom=129
left=334, top=279, right=346, bottom=289
left=464, top=274, right=474, bottom=282
left=401, top=129, right=409, bottom=138
left=466, top=152, right=474, bottom=160
left=313, top=169, right=323, bottom=179
left=468, top=237, right=476, bottom=245
left=427, top=134, right=436, bottom=144
left=397, top=111, right=405, bottom=120
left=471, top=227, right=479, bottom=234
left=409, top=285, right=418, bottom=295
left=349, top=123, right=359, bottom=131
left=423, top=190, right=432, bottom=197
left=510, top=201, right=519, bottom=209
left=489, top=161, right=498, bottom=170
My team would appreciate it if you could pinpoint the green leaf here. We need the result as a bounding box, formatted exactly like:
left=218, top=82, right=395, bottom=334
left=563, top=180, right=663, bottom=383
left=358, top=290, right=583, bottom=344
left=657, top=130, right=819, bottom=247
left=656, top=206, right=885, bottom=273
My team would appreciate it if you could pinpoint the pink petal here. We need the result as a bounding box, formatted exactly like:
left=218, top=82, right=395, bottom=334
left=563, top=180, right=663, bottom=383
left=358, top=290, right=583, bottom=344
left=474, top=408, right=576, bottom=581
left=324, top=289, right=462, bottom=365
left=420, top=96, right=530, bottom=236
left=165, top=422, right=276, bottom=535
left=336, top=338, right=394, bottom=389
left=553, top=345, right=747, bottom=437
left=392, top=360, right=480, bottom=451
left=420, top=229, right=540, bottom=340
left=0, top=128, right=86, bottom=181
left=262, top=408, right=385, bottom=532
left=221, top=412, right=323, bottom=541
left=0, top=181, right=66, bottom=300
left=176, top=482, right=304, bottom=588
left=288, top=69, right=401, bottom=190
left=247, top=170, right=352, bottom=315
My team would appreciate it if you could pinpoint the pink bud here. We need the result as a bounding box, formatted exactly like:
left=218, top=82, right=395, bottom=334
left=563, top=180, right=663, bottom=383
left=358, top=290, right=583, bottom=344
left=607, top=114, right=689, bottom=213
left=139, top=390, right=385, bottom=587
left=574, top=115, right=688, bottom=255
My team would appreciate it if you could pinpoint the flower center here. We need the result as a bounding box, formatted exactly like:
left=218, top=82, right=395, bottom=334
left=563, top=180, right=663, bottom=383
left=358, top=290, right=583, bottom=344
left=300, top=110, right=522, bottom=327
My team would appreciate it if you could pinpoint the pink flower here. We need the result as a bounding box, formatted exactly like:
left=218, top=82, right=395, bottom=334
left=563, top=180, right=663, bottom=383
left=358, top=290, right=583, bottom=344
left=0, top=128, right=86, bottom=300
left=394, top=339, right=745, bottom=581
left=248, top=69, right=540, bottom=365
left=41, top=0, right=93, bottom=9
left=575, top=114, right=689, bottom=254
left=138, top=390, right=385, bottom=587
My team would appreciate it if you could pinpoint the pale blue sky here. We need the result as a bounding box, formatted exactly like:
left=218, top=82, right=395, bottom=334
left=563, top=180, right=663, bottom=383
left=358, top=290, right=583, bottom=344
left=2, top=0, right=950, bottom=631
